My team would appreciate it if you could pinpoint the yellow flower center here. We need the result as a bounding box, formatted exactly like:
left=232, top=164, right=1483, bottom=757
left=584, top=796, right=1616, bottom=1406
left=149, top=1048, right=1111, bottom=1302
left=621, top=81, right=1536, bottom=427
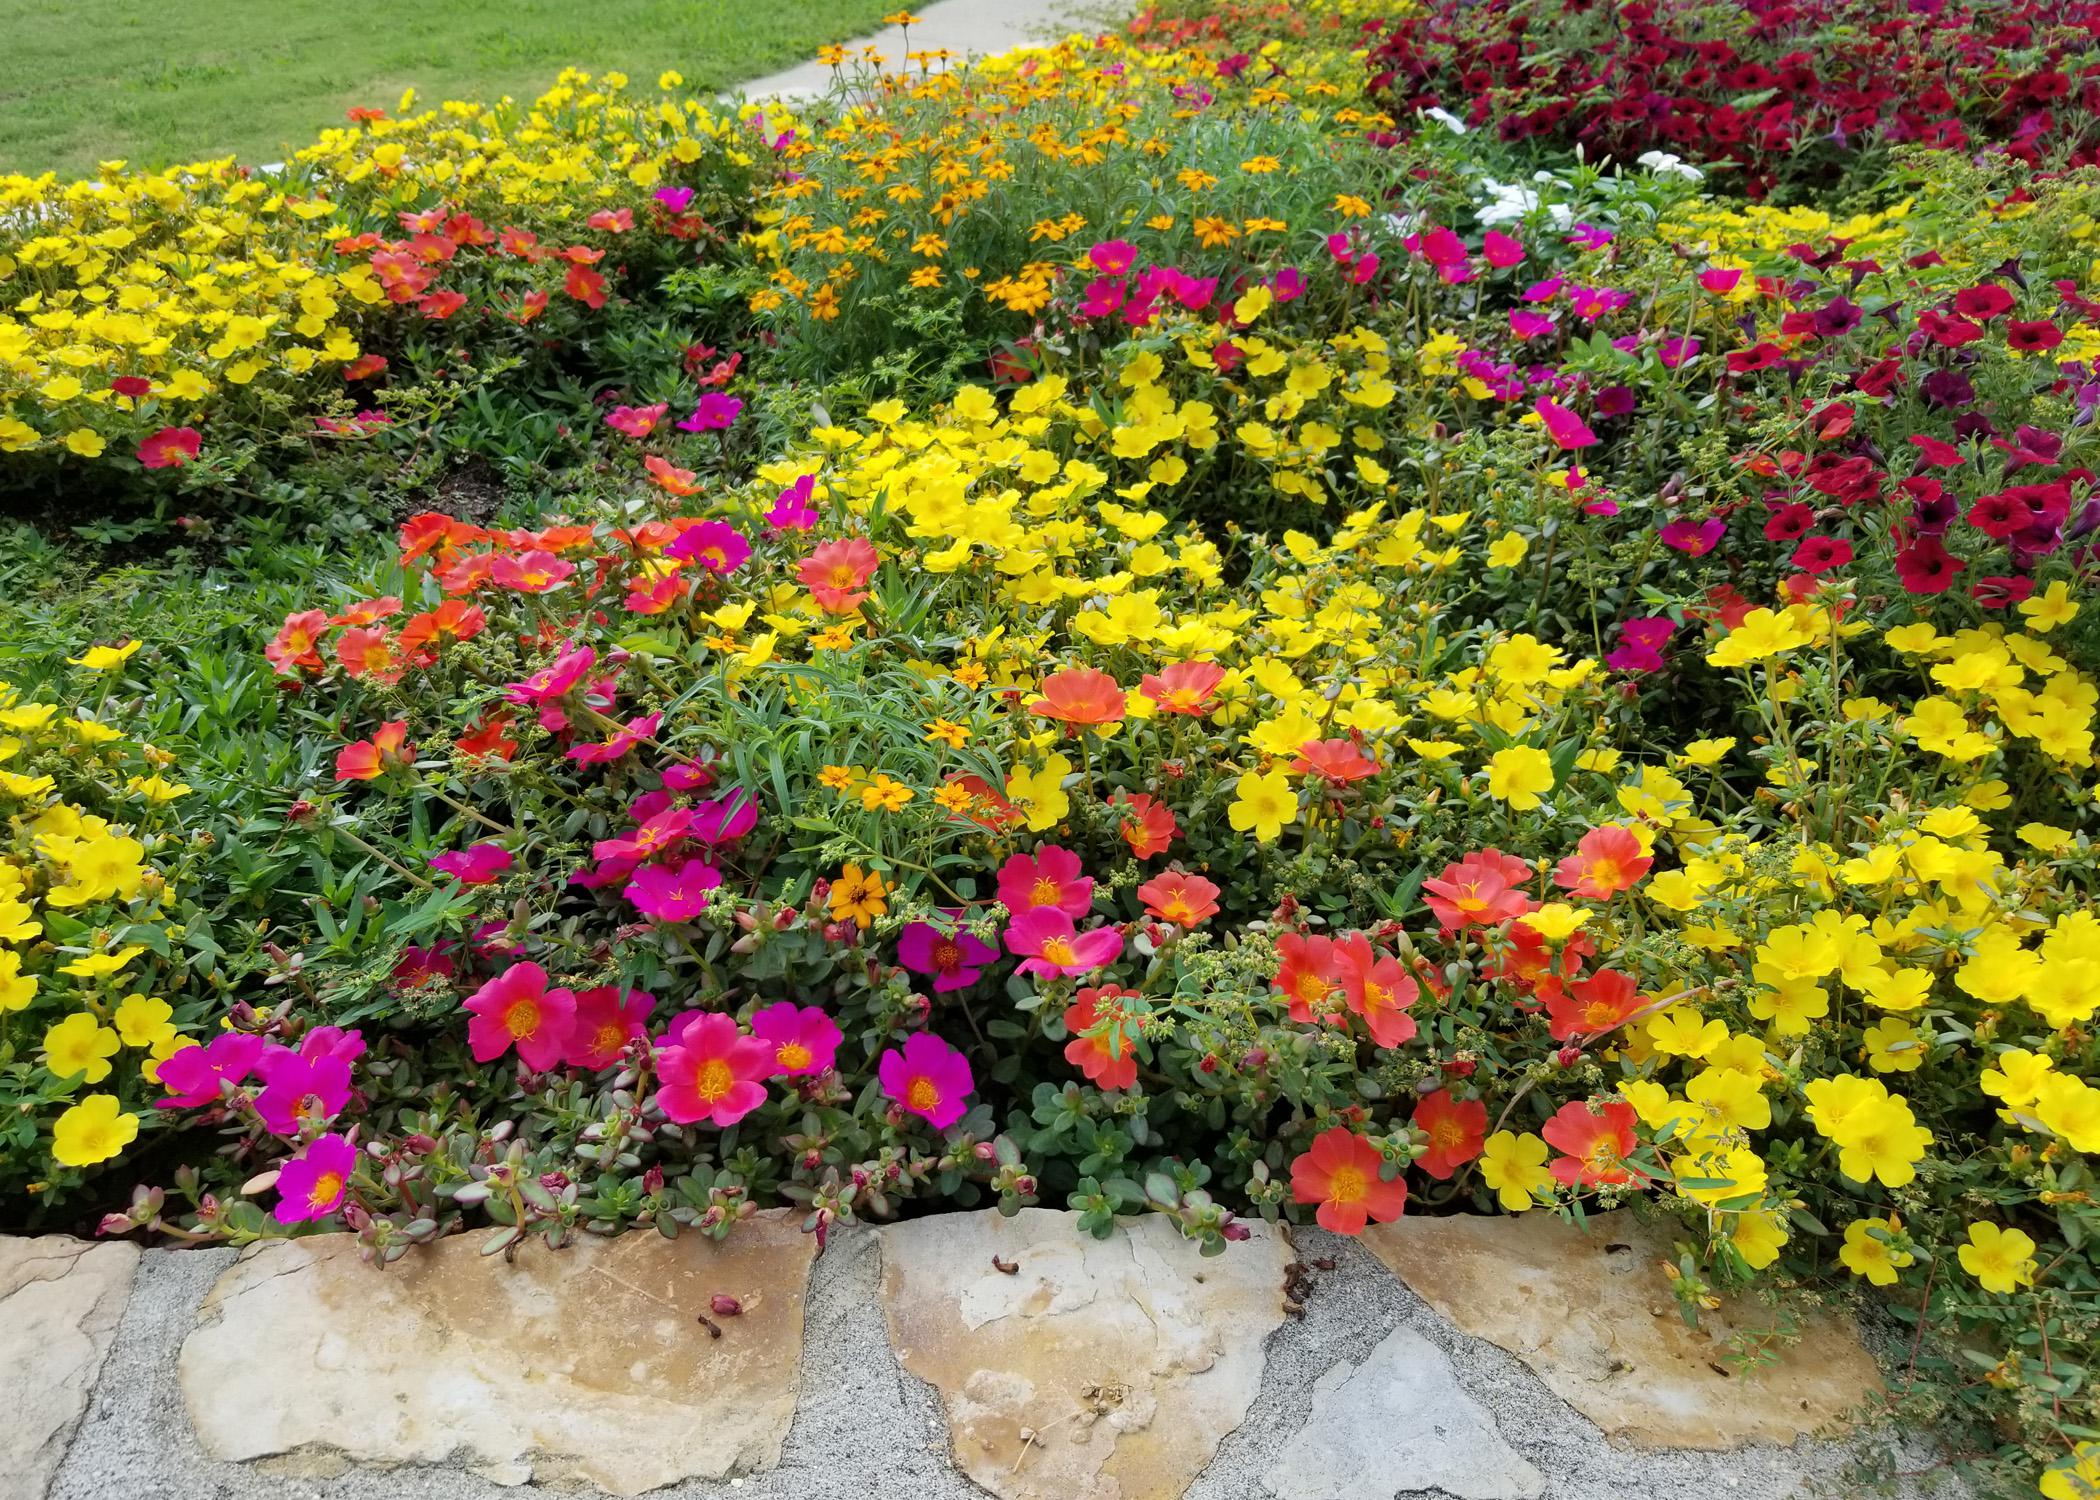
left=695, top=1058, right=735, bottom=1101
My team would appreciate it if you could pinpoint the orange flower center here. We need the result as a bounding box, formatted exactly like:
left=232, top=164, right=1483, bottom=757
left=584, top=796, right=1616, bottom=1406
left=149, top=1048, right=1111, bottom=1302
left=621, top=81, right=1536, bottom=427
left=308, top=1170, right=345, bottom=1208
left=1039, top=937, right=1077, bottom=966
left=1584, top=1139, right=1622, bottom=1172
left=931, top=940, right=961, bottom=970
left=505, top=999, right=542, bottom=1039
left=1586, top=856, right=1623, bottom=889
left=1326, top=1164, right=1367, bottom=1204
left=1162, top=898, right=1194, bottom=923
left=777, top=1042, right=813, bottom=1071
left=907, top=1077, right=940, bottom=1112
left=1030, top=877, right=1063, bottom=907
left=595, top=1023, right=626, bottom=1055
left=1432, top=1118, right=1467, bottom=1148
left=695, top=1058, right=735, bottom=1101
left=1293, top=972, right=1330, bottom=1004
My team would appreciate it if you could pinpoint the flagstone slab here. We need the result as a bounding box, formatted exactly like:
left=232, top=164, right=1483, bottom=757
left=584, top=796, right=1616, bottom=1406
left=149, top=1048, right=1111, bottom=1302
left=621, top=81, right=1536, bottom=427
left=1362, top=1210, right=1883, bottom=1450
left=1261, top=1324, right=1545, bottom=1500
left=178, top=1213, right=815, bottom=1496
left=882, top=1207, right=1292, bottom=1500
left=0, top=1236, right=139, bottom=1500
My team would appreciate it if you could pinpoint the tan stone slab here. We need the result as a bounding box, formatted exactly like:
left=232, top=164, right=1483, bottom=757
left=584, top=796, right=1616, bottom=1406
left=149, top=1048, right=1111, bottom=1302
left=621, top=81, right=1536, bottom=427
left=180, top=1214, right=815, bottom=1495
left=881, top=1208, right=1292, bottom=1500
left=0, top=1236, right=140, bottom=1500
left=1362, top=1210, right=1883, bottom=1449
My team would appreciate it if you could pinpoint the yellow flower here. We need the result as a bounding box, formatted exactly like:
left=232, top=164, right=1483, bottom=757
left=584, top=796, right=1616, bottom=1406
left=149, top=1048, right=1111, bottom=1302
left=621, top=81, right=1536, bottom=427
left=68, top=640, right=141, bottom=671
left=43, top=1012, right=121, bottom=1083
left=1485, top=532, right=1528, bottom=568
left=113, top=993, right=175, bottom=1048
left=1957, top=1222, right=2037, bottom=1294
left=1005, top=755, right=1072, bottom=833
left=1863, top=1017, right=1925, bottom=1073
left=826, top=863, right=888, bottom=929
left=0, top=949, right=38, bottom=1010
left=51, top=1094, right=139, bottom=1168
left=59, top=944, right=146, bottom=979
left=1477, top=1131, right=1553, bottom=1211
left=2018, top=579, right=2078, bottom=633
left=1484, top=746, right=1554, bottom=810
left=1838, top=1216, right=1912, bottom=1286
left=859, top=774, right=914, bottom=813
left=1228, top=769, right=1297, bottom=843
left=2041, top=1444, right=2100, bottom=1500
left=1518, top=903, right=1589, bottom=942
left=1705, top=607, right=1812, bottom=669
left=1730, top=1208, right=1789, bottom=1269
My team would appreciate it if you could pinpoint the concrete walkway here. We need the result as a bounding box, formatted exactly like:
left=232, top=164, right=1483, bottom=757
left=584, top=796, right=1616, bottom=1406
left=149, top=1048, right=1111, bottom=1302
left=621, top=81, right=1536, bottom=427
left=734, top=0, right=1117, bottom=100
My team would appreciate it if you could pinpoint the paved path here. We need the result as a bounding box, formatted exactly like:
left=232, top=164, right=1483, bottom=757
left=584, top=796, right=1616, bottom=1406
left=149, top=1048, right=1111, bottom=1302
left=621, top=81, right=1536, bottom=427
left=734, top=0, right=1115, bottom=100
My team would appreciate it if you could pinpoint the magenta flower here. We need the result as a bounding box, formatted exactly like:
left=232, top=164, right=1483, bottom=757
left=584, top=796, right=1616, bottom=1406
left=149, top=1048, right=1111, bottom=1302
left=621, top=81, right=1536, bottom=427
left=505, top=644, right=596, bottom=706
left=677, top=393, right=744, bottom=432
left=594, top=806, right=695, bottom=863
left=463, top=962, right=577, bottom=1071
left=431, top=842, right=512, bottom=886
left=750, top=1002, right=843, bottom=1076
left=1003, top=906, right=1124, bottom=979
left=1087, top=239, right=1138, bottom=275
left=995, top=845, right=1093, bottom=919
left=1605, top=616, right=1677, bottom=674
left=1534, top=397, right=1597, bottom=450
left=1483, top=230, right=1525, bottom=268
left=568, top=711, right=662, bottom=764
left=878, top=1032, right=973, bottom=1129
left=666, top=519, right=750, bottom=573
left=655, top=185, right=696, bottom=213
left=655, top=1012, right=772, bottom=1125
left=897, top=922, right=1000, bottom=992
left=1698, top=267, right=1742, bottom=295
left=690, top=788, right=759, bottom=844
left=1568, top=223, right=1614, bottom=250
left=253, top=1050, right=354, bottom=1136
left=767, top=474, right=818, bottom=531
left=155, top=1032, right=267, bottom=1109
left=1659, top=518, right=1726, bottom=556
left=274, top=1132, right=358, bottom=1225
left=662, top=761, right=715, bottom=792
left=624, top=858, right=723, bottom=921
left=1509, top=309, right=1556, bottom=340
left=566, top=986, right=656, bottom=1070
left=1270, top=266, right=1306, bottom=302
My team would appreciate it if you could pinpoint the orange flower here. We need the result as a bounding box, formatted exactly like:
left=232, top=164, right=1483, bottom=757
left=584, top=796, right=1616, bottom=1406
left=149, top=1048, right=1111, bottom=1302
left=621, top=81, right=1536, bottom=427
left=1293, top=737, right=1382, bottom=783
left=1136, top=869, right=1220, bottom=926
left=644, top=453, right=702, bottom=497
left=1553, top=824, right=1652, bottom=899
left=1117, top=793, right=1178, bottom=858
left=1334, top=933, right=1418, bottom=1048
left=1274, top=933, right=1342, bottom=1022
left=1063, top=985, right=1143, bottom=1091
left=334, top=720, right=412, bottom=782
left=1030, top=667, right=1125, bottom=726
left=1290, top=1127, right=1406, bottom=1234
left=1412, top=1089, right=1487, bottom=1179
left=1543, top=1099, right=1647, bottom=1187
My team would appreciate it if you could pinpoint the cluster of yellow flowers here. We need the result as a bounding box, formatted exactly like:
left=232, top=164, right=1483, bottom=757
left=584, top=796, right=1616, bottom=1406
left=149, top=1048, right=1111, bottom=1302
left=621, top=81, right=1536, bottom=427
left=1, top=649, right=198, bottom=1179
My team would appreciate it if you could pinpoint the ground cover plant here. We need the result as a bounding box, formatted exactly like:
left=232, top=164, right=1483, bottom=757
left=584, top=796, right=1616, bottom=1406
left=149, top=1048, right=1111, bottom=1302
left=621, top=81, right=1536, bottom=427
left=5, top=1, right=2100, bottom=1494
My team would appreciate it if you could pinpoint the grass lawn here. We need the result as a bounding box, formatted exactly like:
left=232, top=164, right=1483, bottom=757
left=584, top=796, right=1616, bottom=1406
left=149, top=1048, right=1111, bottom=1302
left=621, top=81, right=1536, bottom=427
left=0, top=0, right=897, bottom=177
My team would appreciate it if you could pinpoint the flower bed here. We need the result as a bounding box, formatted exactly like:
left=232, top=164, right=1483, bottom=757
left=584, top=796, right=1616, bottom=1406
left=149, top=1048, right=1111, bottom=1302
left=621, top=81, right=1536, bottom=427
left=3, top=2, right=2100, bottom=1495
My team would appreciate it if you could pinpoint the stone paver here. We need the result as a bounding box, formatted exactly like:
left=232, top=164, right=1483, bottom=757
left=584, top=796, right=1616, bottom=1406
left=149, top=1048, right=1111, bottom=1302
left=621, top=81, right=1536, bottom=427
left=882, top=1207, right=1292, bottom=1500
left=1262, top=1325, right=1545, bottom=1500
left=736, top=0, right=1110, bottom=101
left=1363, top=1210, right=1884, bottom=1449
left=0, top=1236, right=138, bottom=1500
left=178, top=1214, right=815, bottom=1496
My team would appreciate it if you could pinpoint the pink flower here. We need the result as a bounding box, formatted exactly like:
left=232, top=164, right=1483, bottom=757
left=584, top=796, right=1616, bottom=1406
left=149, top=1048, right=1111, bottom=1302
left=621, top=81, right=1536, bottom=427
left=155, top=1032, right=266, bottom=1109
left=431, top=842, right=512, bottom=885
left=137, top=426, right=202, bottom=469
left=1698, top=267, right=1742, bottom=295
left=491, top=550, right=576, bottom=593
left=1483, top=230, right=1525, bottom=267
left=604, top=403, right=668, bottom=438
left=1659, top=518, right=1726, bottom=556
left=666, top=519, right=750, bottom=573
left=568, top=711, right=661, bottom=764
left=1088, top=239, right=1138, bottom=275
left=1004, top=906, right=1124, bottom=979
left=655, top=1012, right=772, bottom=1125
left=253, top=1050, right=353, bottom=1136
left=897, top=921, right=1000, bottom=991
left=273, top=1133, right=357, bottom=1225
left=677, top=393, right=744, bottom=432
left=995, top=845, right=1093, bottom=919
left=464, top=962, right=577, bottom=1071
left=1605, top=616, right=1676, bottom=674
left=878, top=1032, right=973, bottom=1129
left=750, top=1002, right=842, bottom=1076
left=1509, top=310, right=1556, bottom=340
left=566, top=986, right=655, bottom=1069
left=1534, top=397, right=1597, bottom=450
left=505, top=645, right=596, bottom=706
left=797, top=537, right=880, bottom=614
left=594, top=805, right=695, bottom=862
left=625, top=858, right=723, bottom=921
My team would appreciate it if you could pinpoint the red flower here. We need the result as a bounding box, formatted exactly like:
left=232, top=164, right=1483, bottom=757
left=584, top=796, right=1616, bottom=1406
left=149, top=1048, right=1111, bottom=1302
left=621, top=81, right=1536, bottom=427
left=1135, top=869, right=1220, bottom=926
left=1290, top=1127, right=1406, bottom=1234
left=1791, top=535, right=1854, bottom=574
left=1063, top=985, right=1143, bottom=1091
left=1412, top=1090, right=1487, bottom=1179
left=1894, top=536, right=1964, bottom=595
left=1542, top=1099, right=1645, bottom=1187
left=1293, top=738, right=1382, bottom=783
left=1552, top=825, right=1651, bottom=899
left=1544, top=967, right=1645, bottom=1041
left=1334, top=933, right=1418, bottom=1048
left=334, top=625, right=398, bottom=682
left=1274, top=932, right=1343, bottom=1022
left=1951, top=284, right=2014, bottom=321
left=565, top=264, right=608, bottom=308
left=1422, top=849, right=1536, bottom=930
left=1030, top=667, right=1126, bottom=726
left=1117, top=793, right=1178, bottom=858
left=137, top=426, right=201, bottom=469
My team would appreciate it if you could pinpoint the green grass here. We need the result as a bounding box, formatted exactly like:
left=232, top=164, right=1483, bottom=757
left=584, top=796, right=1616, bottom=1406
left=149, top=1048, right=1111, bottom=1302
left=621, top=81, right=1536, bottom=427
left=0, top=0, right=895, bottom=177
